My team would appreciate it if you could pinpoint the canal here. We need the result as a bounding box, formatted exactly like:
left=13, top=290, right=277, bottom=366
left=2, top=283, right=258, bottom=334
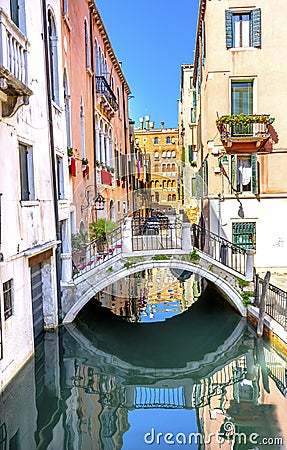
left=0, top=269, right=287, bottom=449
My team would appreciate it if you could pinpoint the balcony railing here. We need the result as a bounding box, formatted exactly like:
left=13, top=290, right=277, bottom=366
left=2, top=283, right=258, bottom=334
left=0, top=8, right=32, bottom=116
left=96, top=76, right=119, bottom=114
left=216, top=114, right=274, bottom=143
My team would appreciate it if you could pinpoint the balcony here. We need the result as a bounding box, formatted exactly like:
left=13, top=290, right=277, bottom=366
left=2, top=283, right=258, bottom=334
left=216, top=114, right=274, bottom=153
left=96, top=76, right=119, bottom=117
left=0, top=8, right=33, bottom=117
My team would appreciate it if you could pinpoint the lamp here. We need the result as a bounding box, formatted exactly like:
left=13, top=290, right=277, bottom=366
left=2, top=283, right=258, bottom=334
left=81, top=186, right=105, bottom=212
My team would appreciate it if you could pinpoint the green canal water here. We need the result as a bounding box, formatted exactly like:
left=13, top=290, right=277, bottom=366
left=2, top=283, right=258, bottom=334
left=1, top=270, right=287, bottom=449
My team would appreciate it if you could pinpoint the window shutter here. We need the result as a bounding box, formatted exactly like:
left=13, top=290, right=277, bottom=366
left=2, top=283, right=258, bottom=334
left=251, top=9, right=261, bottom=47
left=231, top=155, right=237, bottom=193
left=195, top=171, right=203, bottom=198
left=251, top=153, right=258, bottom=194
left=225, top=10, right=233, bottom=48
left=188, top=145, right=193, bottom=163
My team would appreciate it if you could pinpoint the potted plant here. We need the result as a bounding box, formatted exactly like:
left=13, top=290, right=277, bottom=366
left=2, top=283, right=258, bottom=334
left=82, top=157, right=89, bottom=170
left=89, top=218, right=117, bottom=254
left=95, top=160, right=101, bottom=168
left=190, top=160, right=197, bottom=167
left=117, top=179, right=121, bottom=186
left=67, top=147, right=73, bottom=166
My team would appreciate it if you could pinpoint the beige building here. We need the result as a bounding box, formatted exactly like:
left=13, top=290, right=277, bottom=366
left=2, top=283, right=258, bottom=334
left=193, top=0, right=287, bottom=271
left=135, top=118, right=181, bottom=215
left=178, top=64, right=200, bottom=223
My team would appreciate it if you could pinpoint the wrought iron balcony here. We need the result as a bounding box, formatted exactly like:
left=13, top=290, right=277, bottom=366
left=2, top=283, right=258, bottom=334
left=96, top=76, right=119, bottom=116
left=216, top=114, right=274, bottom=150
left=0, top=8, right=33, bottom=117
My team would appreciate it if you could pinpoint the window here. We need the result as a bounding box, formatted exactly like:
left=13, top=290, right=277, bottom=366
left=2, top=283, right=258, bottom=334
left=154, top=165, right=159, bottom=173
left=166, top=137, right=171, bottom=144
left=154, top=151, right=159, bottom=160
left=191, top=91, right=197, bottom=123
left=162, top=151, right=166, bottom=159
left=154, top=137, right=158, bottom=144
left=231, top=80, right=253, bottom=135
left=10, top=0, right=26, bottom=34
left=56, top=156, right=65, bottom=200
left=10, top=0, right=19, bottom=27
left=3, top=279, right=13, bottom=320
left=84, top=20, right=91, bottom=69
left=167, top=151, right=171, bottom=158
left=225, top=9, right=261, bottom=49
left=155, top=192, right=159, bottom=202
left=171, top=150, right=176, bottom=158
left=233, top=222, right=256, bottom=250
left=19, top=144, right=35, bottom=201
left=117, top=201, right=121, bottom=213
left=231, top=154, right=258, bottom=194
left=48, top=9, right=59, bottom=104
left=63, top=0, right=68, bottom=15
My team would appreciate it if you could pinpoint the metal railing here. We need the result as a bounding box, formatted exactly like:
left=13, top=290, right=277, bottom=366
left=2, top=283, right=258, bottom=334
left=255, top=276, right=287, bottom=331
left=72, top=224, right=123, bottom=279
left=132, top=217, right=182, bottom=251
left=134, top=386, right=185, bottom=409
left=220, top=122, right=269, bottom=140
left=96, top=76, right=119, bottom=112
left=191, top=224, right=247, bottom=276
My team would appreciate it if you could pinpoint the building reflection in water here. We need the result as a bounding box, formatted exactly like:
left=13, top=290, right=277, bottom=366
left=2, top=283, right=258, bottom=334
left=0, top=283, right=286, bottom=449
left=96, top=268, right=201, bottom=322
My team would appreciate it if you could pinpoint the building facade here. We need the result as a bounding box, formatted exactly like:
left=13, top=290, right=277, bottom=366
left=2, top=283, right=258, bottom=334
left=135, top=118, right=181, bottom=216
left=193, top=0, right=287, bottom=271
left=178, top=64, right=200, bottom=223
left=0, top=0, right=68, bottom=390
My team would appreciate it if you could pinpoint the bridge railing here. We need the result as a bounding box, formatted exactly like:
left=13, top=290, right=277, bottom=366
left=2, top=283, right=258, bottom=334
left=131, top=217, right=182, bottom=251
left=191, top=224, right=247, bottom=276
left=72, top=223, right=123, bottom=278
left=255, top=276, right=287, bottom=331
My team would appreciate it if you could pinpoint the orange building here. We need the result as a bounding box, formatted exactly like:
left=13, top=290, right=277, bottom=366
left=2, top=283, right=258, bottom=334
left=61, top=0, right=132, bottom=234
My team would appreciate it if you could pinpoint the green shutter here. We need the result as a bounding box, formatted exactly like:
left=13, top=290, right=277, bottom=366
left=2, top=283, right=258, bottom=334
left=251, top=9, right=261, bottom=47
left=195, top=171, right=203, bottom=198
left=225, top=10, right=233, bottom=48
left=188, top=145, right=193, bottom=163
left=251, top=153, right=258, bottom=194
left=203, top=159, right=208, bottom=196
left=231, top=155, right=237, bottom=193
left=191, top=178, right=196, bottom=197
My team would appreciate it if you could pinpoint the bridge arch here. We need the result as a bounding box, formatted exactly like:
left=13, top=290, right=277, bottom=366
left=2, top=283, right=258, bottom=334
left=63, top=258, right=246, bottom=323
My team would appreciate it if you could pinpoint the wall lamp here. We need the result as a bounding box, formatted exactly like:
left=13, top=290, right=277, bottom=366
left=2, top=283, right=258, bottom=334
left=81, top=187, right=105, bottom=213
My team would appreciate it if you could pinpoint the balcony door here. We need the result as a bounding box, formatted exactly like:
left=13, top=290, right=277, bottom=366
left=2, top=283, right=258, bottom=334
left=231, top=81, right=253, bottom=135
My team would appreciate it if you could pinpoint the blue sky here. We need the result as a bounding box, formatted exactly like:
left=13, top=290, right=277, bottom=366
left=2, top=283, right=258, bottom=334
left=96, top=0, right=200, bottom=129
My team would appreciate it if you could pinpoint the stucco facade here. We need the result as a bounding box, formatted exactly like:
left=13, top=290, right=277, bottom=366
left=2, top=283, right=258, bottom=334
left=194, top=0, right=287, bottom=271
left=135, top=120, right=181, bottom=215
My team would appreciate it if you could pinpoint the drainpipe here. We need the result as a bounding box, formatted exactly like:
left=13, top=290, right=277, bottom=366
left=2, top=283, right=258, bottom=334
left=41, top=0, right=62, bottom=321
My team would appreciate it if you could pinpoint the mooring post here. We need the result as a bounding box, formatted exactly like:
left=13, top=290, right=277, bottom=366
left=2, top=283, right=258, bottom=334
left=122, top=217, right=133, bottom=254
left=257, top=271, right=271, bottom=338
left=245, top=249, right=255, bottom=281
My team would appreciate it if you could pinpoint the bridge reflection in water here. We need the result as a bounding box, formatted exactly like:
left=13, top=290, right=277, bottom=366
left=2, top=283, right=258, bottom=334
left=0, top=284, right=287, bottom=449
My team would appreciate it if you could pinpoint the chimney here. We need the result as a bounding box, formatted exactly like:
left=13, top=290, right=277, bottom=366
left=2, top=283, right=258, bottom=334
left=150, top=121, right=154, bottom=129
left=145, top=115, right=150, bottom=130
left=139, top=117, right=144, bottom=129
left=161, top=121, right=165, bottom=129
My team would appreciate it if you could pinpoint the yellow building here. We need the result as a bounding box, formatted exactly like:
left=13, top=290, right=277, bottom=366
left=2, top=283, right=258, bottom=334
left=193, top=0, right=287, bottom=272
left=135, top=117, right=181, bottom=215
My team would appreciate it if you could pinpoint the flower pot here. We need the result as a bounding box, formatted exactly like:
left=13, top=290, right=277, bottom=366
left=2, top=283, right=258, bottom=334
left=82, top=164, right=87, bottom=171
left=117, top=179, right=121, bottom=186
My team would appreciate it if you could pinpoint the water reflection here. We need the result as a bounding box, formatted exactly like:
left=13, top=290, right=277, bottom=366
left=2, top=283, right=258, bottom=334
left=96, top=268, right=201, bottom=322
left=0, top=286, right=287, bottom=449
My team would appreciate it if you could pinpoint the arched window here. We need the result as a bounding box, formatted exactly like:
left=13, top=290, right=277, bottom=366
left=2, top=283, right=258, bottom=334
left=95, top=42, right=101, bottom=76
left=172, top=194, right=176, bottom=201
left=154, top=165, right=159, bottom=173
left=172, top=150, right=176, bottom=158
left=162, top=151, right=166, bottom=159
left=48, top=9, right=59, bottom=104
left=154, top=137, right=158, bottom=144
left=80, top=98, right=85, bottom=159
left=167, top=151, right=171, bottom=158
left=63, top=69, right=71, bottom=148
left=162, top=180, right=166, bottom=188
left=166, top=164, right=171, bottom=172
left=172, top=180, right=176, bottom=188
left=162, top=164, right=166, bottom=173
left=171, top=163, right=176, bottom=172
left=168, top=194, right=172, bottom=202
left=166, top=136, right=171, bottom=144
left=154, top=151, right=159, bottom=160
left=117, top=87, right=121, bottom=118
left=84, top=19, right=90, bottom=69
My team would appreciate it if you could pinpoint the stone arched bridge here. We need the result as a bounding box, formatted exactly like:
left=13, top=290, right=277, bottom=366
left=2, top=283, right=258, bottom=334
left=61, top=218, right=255, bottom=323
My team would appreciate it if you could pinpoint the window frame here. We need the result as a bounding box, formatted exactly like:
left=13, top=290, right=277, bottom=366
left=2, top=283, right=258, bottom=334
left=19, top=143, right=35, bottom=202
left=232, top=222, right=256, bottom=250
left=225, top=8, right=261, bottom=49
left=3, top=279, right=13, bottom=321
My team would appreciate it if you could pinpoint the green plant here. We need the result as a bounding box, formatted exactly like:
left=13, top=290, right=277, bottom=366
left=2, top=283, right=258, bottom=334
left=208, top=264, right=214, bottom=272
left=241, top=291, right=254, bottom=307
left=189, top=249, right=200, bottom=263
left=82, top=157, right=89, bottom=165
left=95, top=160, right=101, bottom=167
left=67, top=147, right=73, bottom=157
left=71, top=230, right=89, bottom=250
left=110, top=167, right=115, bottom=173
left=152, top=254, right=170, bottom=261
left=237, top=278, right=250, bottom=289
left=216, top=113, right=275, bottom=128
left=89, top=218, right=117, bottom=241
left=107, top=266, right=113, bottom=272
left=190, top=160, right=197, bottom=167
